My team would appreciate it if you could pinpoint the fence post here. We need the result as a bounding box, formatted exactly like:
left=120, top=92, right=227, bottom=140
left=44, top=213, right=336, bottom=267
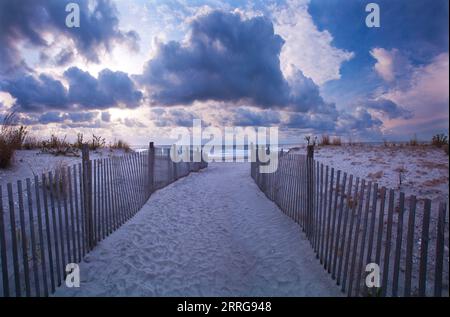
left=148, top=142, right=155, bottom=194
left=81, top=144, right=95, bottom=250
left=172, top=144, right=178, bottom=180
left=306, top=145, right=314, bottom=238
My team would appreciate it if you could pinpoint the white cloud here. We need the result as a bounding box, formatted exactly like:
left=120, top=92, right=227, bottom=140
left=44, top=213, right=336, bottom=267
left=378, top=52, right=449, bottom=135
left=370, top=48, right=411, bottom=82
left=272, top=0, right=354, bottom=86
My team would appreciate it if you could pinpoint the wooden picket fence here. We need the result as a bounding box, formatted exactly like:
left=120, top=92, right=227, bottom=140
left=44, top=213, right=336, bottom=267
left=0, top=143, right=207, bottom=297
left=251, top=150, right=449, bottom=297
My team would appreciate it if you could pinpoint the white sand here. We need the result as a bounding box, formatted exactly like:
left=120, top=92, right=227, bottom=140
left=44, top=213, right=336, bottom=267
left=0, top=149, right=131, bottom=187
left=54, top=163, right=341, bottom=297
left=291, top=145, right=449, bottom=204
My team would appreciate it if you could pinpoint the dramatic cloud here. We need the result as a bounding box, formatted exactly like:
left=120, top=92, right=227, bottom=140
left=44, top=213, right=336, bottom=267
left=379, top=52, right=449, bottom=136
left=370, top=48, right=411, bottom=82
left=336, top=107, right=383, bottom=133
left=152, top=108, right=201, bottom=127
left=55, top=49, right=75, bottom=67
left=0, top=67, right=143, bottom=112
left=138, top=10, right=333, bottom=114
left=231, top=107, right=281, bottom=126
left=365, top=98, right=412, bottom=119
left=0, top=0, right=139, bottom=74
left=273, top=0, right=354, bottom=85
left=21, top=111, right=99, bottom=125
left=139, top=11, right=287, bottom=107
left=65, top=67, right=143, bottom=109
left=285, top=112, right=335, bottom=131
left=1, top=74, right=68, bottom=112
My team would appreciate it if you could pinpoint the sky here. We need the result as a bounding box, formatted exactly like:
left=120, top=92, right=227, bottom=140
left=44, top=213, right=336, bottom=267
left=0, top=0, right=448, bottom=145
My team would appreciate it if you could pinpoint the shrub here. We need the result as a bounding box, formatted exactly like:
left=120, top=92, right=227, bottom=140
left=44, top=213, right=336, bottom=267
left=320, top=134, right=330, bottom=146
left=90, top=134, right=106, bottom=150
left=74, top=133, right=84, bottom=149
left=22, top=135, right=41, bottom=150
left=41, top=135, right=79, bottom=157
left=45, top=160, right=70, bottom=197
left=431, top=133, right=448, bottom=148
left=409, top=134, right=419, bottom=146
left=0, top=113, right=28, bottom=168
left=110, top=139, right=131, bottom=152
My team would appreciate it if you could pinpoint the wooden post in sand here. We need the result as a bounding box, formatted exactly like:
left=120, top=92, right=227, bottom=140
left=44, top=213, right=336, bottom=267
left=306, top=145, right=314, bottom=239
left=81, top=144, right=94, bottom=250
left=148, top=142, right=155, bottom=195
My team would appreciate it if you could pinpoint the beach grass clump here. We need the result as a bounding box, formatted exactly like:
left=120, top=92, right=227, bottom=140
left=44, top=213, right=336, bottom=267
left=41, top=134, right=79, bottom=157
left=331, top=136, right=342, bottom=146
left=22, top=135, right=41, bottom=150
left=0, top=112, right=28, bottom=168
left=110, top=139, right=131, bottom=152
left=320, top=134, right=331, bottom=146
left=431, top=133, right=448, bottom=148
left=409, top=134, right=419, bottom=146
left=90, top=134, right=106, bottom=150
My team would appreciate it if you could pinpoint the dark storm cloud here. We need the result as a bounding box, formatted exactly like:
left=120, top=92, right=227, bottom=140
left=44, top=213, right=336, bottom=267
left=55, top=49, right=75, bottom=67
left=337, top=107, right=383, bottom=131
left=20, top=111, right=99, bottom=125
left=365, top=98, right=412, bottom=119
left=231, top=107, right=281, bottom=126
left=285, top=112, right=336, bottom=131
left=0, top=0, right=138, bottom=73
left=152, top=108, right=200, bottom=127
left=138, top=10, right=331, bottom=113
left=65, top=67, right=143, bottom=109
left=37, top=111, right=65, bottom=124
left=0, top=67, right=143, bottom=112
left=0, top=74, right=68, bottom=112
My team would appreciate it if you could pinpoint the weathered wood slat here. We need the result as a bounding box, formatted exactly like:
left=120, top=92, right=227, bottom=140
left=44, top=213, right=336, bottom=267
left=320, top=165, right=329, bottom=264
left=72, top=165, right=81, bottom=263
left=347, top=179, right=366, bottom=297
left=41, top=174, right=55, bottom=292
left=33, top=175, right=49, bottom=296
left=48, top=172, right=62, bottom=286
left=332, top=172, right=347, bottom=279
left=341, top=177, right=360, bottom=292
left=17, top=180, right=31, bottom=296
left=61, top=170, right=71, bottom=265
left=375, top=187, right=387, bottom=265
left=328, top=170, right=341, bottom=274
left=354, top=181, right=372, bottom=296
left=324, top=168, right=335, bottom=270
left=67, top=167, right=77, bottom=266
left=25, top=178, right=40, bottom=297
left=381, top=189, right=395, bottom=297
left=54, top=171, right=67, bottom=278
left=336, top=174, right=353, bottom=285
left=392, top=192, right=405, bottom=296
left=418, top=199, right=431, bottom=297
left=404, top=195, right=416, bottom=297
left=7, top=183, right=21, bottom=296
left=0, top=185, right=10, bottom=297
left=434, top=203, right=446, bottom=297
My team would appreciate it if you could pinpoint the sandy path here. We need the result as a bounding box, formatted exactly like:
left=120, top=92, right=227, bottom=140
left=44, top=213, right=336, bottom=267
left=55, top=163, right=341, bottom=296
